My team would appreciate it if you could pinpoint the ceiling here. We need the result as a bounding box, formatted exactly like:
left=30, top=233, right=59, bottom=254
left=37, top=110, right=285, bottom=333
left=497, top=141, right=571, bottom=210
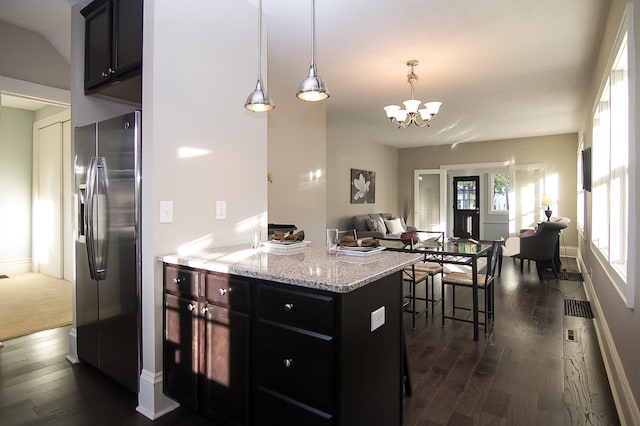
left=0, top=0, right=609, bottom=148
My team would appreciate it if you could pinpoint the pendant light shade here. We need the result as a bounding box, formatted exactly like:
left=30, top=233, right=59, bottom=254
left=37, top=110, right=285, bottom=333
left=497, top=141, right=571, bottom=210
left=297, top=0, right=329, bottom=102
left=245, top=76, right=274, bottom=112
left=245, top=0, right=274, bottom=112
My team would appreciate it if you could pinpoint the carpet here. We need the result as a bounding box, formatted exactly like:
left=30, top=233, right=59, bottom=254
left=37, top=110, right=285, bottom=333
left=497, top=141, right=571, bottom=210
left=0, top=272, right=72, bottom=341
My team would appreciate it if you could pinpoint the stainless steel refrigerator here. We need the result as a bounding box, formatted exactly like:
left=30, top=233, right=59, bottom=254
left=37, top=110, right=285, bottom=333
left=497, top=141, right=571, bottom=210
left=75, top=111, right=141, bottom=392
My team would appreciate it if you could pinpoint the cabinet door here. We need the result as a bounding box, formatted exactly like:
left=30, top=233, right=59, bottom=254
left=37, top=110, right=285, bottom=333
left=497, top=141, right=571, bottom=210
left=164, top=294, right=199, bottom=410
left=112, top=0, right=143, bottom=76
left=254, top=387, right=333, bottom=426
left=200, top=304, right=250, bottom=425
left=83, top=0, right=112, bottom=90
left=254, top=321, right=334, bottom=413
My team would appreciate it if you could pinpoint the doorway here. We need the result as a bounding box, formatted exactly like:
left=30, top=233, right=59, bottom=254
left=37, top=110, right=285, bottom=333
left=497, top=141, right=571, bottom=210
left=0, top=88, right=72, bottom=342
left=453, top=176, right=480, bottom=239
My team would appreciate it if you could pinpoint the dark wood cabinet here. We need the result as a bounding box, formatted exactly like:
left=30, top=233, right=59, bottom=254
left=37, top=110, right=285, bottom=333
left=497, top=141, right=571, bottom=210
left=81, top=0, right=143, bottom=105
left=252, top=274, right=403, bottom=426
left=163, top=263, right=403, bottom=426
left=163, top=266, right=250, bottom=426
left=199, top=273, right=250, bottom=426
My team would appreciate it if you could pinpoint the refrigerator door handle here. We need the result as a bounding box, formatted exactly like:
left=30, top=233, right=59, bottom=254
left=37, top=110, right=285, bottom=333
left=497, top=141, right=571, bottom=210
left=85, top=157, right=97, bottom=280
left=85, top=156, right=109, bottom=280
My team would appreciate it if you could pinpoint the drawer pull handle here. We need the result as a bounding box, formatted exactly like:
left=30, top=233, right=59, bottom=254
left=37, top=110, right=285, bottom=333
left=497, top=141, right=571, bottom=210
left=284, top=358, right=293, bottom=368
left=187, top=303, right=195, bottom=312
left=284, top=303, right=294, bottom=312
left=218, top=288, right=227, bottom=296
left=172, top=277, right=182, bottom=285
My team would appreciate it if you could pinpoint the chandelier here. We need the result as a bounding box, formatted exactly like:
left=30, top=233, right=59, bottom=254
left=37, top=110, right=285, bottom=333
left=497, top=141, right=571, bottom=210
left=384, top=60, right=442, bottom=128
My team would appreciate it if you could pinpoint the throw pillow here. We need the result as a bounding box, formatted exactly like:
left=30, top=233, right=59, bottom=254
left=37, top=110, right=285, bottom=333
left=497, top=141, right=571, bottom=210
left=366, top=217, right=380, bottom=232
left=384, top=218, right=405, bottom=234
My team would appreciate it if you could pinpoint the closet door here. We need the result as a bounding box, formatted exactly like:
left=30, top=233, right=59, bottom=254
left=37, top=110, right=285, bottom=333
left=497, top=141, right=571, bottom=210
left=35, top=122, right=63, bottom=278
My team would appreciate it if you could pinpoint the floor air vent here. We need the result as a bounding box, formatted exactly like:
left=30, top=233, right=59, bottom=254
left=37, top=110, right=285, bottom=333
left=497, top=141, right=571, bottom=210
left=558, top=271, right=583, bottom=281
left=564, top=299, right=594, bottom=318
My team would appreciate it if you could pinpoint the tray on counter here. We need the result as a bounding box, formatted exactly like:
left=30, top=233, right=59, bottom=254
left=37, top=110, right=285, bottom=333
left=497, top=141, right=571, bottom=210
left=336, top=246, right=385, bottom=257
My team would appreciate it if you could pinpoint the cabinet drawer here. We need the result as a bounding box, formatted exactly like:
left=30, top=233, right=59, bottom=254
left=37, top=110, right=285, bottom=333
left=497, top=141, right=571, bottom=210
left=164, top=265, right=199, bottom=298
left=255, top=321, right=333, bottom=412
left=204, top=272, right=250, bottom=311
left=254, top=387, right=333, bottom=426
left=257, top=284, right=334, bottom=335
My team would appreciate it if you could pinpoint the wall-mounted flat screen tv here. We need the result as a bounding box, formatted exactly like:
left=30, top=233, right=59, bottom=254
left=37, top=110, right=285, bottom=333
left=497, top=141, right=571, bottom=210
left=582, top=147, right=592, bottom=192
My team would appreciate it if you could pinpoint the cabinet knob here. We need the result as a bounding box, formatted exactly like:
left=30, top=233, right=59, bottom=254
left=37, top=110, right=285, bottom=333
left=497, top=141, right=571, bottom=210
left=218, top=288, right=227, bottom=296
left=284, top=303, right=294, bottom=312
left=284, top=358, right=293, bottom=368
left=101, top=71, right=109, bottom=78
left=200, top=306, right=209, bottom=315
left=172, top=277, right=182, bottom=285
left=187, top=303, right=195, bottom=312
left=109, top=68, right=115, bottom=75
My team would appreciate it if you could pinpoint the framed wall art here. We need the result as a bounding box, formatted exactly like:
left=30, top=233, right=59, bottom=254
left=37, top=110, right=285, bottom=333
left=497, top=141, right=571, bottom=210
left=350, top=168, right=375, bottom=204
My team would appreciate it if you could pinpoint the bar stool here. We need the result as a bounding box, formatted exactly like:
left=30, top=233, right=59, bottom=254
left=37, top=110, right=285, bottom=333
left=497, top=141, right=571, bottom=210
left=402, top=262, right=443, bottom=329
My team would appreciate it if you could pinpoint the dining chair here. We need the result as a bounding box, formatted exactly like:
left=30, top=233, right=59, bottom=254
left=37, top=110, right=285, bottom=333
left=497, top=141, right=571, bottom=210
left=441, top=240, right=501, bottom=335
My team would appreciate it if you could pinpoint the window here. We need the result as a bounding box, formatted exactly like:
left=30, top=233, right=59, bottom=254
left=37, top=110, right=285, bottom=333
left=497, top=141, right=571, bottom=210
left=489, top=173, right=510, bottom=213
left=591, top=6, right=634, bottom=306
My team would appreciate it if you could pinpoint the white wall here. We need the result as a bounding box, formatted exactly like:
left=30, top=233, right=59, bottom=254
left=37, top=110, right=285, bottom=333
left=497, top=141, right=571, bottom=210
left=0, top=21, right=70, bottom=90
left=397, top=134, right=579, bottom=245
left=326, top=126, right=399, bottom=231
left=137, top=0, right=267, bottom=417
left=577, top=1, right=640, bottom=423
left=0, top=106, right=34, bottom=274
left=268, top=80, right=327, bottom=244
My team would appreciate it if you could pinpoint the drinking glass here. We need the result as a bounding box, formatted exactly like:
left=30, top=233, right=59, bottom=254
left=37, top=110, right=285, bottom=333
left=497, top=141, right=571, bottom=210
left=326, top=228, right=339, bottom=255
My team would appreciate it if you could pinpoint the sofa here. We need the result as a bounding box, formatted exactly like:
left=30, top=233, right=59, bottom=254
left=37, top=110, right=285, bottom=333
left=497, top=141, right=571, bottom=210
left=351, top=213, right=416, bottom=239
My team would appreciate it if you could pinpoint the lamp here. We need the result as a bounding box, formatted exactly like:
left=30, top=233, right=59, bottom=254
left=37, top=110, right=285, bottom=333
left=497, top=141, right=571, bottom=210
left=541, top=195, right=554, bottom=221
left=244, top=0, right=274, bottom=112
left=297, top=0, right=329, bottom=102
left=384, top=60, right=442, bottom=128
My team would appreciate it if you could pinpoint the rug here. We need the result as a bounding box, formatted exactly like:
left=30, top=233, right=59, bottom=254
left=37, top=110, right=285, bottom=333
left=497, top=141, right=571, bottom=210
left=0, top=272, right=72, bottom=341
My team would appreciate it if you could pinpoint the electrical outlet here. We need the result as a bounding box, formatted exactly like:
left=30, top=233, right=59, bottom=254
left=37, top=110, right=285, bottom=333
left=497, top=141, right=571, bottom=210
left=371, top=306, right=385, bottom=332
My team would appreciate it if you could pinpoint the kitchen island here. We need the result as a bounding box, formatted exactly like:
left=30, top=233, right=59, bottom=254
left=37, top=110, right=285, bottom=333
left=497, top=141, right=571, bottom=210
left=161, top=245, right=421, bottom=426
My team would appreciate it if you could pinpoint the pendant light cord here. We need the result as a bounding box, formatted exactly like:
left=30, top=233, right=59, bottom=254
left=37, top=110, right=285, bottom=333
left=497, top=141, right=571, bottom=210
left=257, top=0, right=263, bottom=79
left=310, top=0, right=316, bottom=66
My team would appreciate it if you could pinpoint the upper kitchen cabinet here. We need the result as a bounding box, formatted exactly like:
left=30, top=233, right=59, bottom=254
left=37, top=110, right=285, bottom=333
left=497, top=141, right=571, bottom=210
left=81, top=0, right=143, bottom=105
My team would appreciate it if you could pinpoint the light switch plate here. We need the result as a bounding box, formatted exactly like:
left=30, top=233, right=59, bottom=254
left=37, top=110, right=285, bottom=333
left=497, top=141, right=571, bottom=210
left=216, top=200, right=227, bottom=220
left=159, top=201, right=173, bottom=223
left=371, top=306, right=385, bottom=332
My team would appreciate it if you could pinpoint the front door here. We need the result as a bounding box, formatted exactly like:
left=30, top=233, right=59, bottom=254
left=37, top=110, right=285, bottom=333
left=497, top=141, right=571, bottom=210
left=453, top=176, right=480, bottom=239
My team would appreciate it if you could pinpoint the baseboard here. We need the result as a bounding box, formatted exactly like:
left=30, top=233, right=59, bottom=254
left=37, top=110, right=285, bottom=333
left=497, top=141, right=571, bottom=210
left=136, top=368, right=179, bottom=420
left=0, top=258, right=32, bottom=276
left=578, top=254, right=640, bottom=426
left=559, top=244, right=577, bottom=260
left=65, top=326, right=80, bottom=364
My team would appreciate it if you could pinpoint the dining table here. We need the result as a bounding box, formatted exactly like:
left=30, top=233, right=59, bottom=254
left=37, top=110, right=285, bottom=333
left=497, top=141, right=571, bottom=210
left=379, top=233, right=493, bottom=341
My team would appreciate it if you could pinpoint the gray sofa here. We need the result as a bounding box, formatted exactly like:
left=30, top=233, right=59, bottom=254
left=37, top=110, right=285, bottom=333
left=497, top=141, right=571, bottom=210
left=351, top=213, right=416, bottom=239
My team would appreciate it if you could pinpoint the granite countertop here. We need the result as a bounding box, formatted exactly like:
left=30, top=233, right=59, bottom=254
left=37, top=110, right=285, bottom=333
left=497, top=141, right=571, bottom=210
left=160, top=244, right=422, bottom=293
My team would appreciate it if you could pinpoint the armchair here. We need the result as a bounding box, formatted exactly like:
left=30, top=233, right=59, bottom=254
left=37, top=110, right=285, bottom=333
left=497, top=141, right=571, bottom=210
left=519, top=221, right=567, bottom=280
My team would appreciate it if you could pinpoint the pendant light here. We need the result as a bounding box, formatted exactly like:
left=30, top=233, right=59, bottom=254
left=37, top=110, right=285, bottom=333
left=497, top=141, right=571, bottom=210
left=297, top=0, right=329, bottom=101
left=245, top=0, right=274, bottom=112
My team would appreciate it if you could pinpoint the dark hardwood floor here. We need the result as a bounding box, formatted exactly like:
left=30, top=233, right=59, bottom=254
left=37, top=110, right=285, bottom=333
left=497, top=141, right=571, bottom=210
left=0, top=258, right=619, bottom=425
